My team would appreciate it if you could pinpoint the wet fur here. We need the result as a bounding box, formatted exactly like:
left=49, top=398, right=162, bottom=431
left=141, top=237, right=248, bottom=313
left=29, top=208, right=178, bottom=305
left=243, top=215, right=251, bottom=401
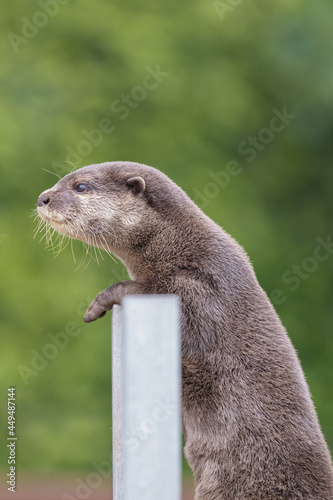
left=38, top=161, right=333, bottom=499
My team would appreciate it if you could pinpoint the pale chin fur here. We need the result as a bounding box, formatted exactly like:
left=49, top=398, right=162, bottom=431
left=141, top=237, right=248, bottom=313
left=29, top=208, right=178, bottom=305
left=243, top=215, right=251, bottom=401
left=37, top=206, right=79, bottom=239
left=37, top=205, right=65, bottom=223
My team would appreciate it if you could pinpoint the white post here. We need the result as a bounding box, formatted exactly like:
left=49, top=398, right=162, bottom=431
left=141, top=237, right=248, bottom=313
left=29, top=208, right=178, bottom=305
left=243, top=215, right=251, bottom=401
left=112, top=295, right=181, bottom=500
left=112, top=304, right=124, bottom=500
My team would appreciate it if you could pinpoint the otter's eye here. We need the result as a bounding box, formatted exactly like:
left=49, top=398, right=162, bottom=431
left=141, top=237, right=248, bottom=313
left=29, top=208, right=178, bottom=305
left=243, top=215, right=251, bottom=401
left=75, top=184, right=87, bottom=193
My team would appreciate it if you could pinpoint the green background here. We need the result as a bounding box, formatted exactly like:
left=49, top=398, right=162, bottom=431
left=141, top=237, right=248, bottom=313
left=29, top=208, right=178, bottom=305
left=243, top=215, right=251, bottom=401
left=1, top=0, right=332, bottom=488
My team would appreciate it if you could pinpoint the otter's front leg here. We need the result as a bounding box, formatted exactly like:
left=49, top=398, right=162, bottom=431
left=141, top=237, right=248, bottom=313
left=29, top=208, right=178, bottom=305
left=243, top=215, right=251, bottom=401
left=83, top=280, right=146, bottom=323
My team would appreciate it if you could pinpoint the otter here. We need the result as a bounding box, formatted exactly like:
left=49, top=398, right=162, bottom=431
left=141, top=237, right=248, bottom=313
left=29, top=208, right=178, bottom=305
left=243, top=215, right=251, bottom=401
left=37, top=161, right=333, bottom=499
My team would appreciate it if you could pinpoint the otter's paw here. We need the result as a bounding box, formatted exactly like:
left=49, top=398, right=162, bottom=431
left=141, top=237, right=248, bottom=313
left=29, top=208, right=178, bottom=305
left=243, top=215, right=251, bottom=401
left=83, top=297, right=108, bottom=323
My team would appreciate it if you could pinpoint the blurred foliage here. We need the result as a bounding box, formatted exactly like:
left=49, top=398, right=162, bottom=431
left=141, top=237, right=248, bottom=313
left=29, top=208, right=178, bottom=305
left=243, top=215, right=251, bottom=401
left=0, top=0, right=332, bottom=477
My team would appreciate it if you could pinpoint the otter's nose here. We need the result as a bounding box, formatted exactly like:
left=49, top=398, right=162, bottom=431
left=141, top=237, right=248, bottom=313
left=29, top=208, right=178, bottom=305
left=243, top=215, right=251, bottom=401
left=38, top=193, right=51, bottom=207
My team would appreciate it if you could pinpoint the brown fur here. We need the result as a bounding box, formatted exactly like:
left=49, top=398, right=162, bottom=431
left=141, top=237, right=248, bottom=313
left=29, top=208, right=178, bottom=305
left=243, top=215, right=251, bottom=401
left=37, top=161, right=333, bottom=499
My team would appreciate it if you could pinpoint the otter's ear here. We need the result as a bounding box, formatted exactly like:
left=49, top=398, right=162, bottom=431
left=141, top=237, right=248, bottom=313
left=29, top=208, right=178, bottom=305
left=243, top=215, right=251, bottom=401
left=126, top=176, right=146, bottom=195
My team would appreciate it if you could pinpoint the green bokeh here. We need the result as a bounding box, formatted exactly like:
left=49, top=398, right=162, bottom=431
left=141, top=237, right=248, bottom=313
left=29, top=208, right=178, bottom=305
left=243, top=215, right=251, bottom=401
left=0, top=0, right=332, bottom=478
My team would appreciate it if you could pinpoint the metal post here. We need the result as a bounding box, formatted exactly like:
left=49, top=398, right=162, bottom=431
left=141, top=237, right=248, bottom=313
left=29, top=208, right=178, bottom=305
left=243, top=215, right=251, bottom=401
left=112, top=304, right=124, bottom=500
left=112, top=295, right=181, bottom=500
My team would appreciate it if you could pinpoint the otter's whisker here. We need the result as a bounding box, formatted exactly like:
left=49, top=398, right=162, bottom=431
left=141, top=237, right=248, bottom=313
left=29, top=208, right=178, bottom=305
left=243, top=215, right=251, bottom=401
left=62, top=160, right=78, bottom=172
left=46, top=227, right=57, bottom=249
left=91, top=235, right=101, bottom=265
left=78, top=241, right=93, bottom=271
left=48, top=233, right=59, bottom=254
left=70, top=239, right=77, bottom=265
left=99, top=233, right=117, bottom=264
left=39, top=224, right=50, bottom=244
left=90, top=234, right=101, bottom=265
left=52, top=235, right=65, bottom=257
left=51, top=233, right=68, bottom=257
left=97, top=235, right=111, bottom=262
left=44, top=224, right=51, bottom=247
left=47, top=232, right=58, bottom=253
left=94, top=235, right=106, bottom=262
left=75, top=241, right=90, bottom=271
left=59, top=236, right=70, bottom=255
left=33, top=219, right=45, bottom=239
left=42, top=168, right=62, bottom=180
left=83, top=251, right=93, bottom=271
left=56, top=236, right=69, bottom=257
left=30, top=208, right=39, bottom=221
left=87, top=236, right=98, bottom=265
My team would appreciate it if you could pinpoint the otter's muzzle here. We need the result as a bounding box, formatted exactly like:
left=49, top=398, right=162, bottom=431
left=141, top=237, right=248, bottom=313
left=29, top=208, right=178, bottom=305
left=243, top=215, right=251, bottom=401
left=38, top=193, right=51, bottom=207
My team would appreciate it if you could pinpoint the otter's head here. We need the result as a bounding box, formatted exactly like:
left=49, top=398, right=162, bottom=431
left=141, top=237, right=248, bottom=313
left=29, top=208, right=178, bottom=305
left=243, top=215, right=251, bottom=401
left=36, top=162, right=158, bottom=255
